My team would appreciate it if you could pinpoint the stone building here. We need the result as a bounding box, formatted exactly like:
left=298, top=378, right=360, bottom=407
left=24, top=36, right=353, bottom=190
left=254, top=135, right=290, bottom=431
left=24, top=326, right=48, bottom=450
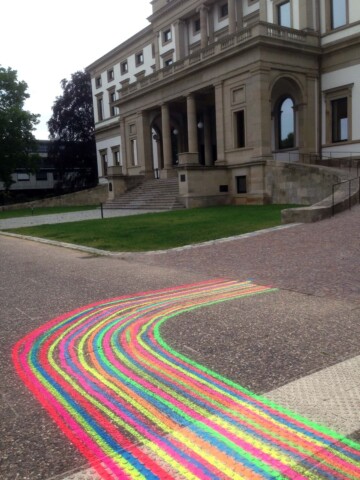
left=86, top=0, right=360, bottom=207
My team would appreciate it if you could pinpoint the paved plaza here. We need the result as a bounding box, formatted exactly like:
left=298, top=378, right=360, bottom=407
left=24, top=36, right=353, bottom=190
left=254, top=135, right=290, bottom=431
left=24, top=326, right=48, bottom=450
left=0, top=205, right=359, bottom=479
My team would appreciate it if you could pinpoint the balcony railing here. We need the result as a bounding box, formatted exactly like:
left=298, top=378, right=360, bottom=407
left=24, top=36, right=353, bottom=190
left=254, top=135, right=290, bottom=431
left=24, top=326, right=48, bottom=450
left=119, top=22, right=319, bottom=99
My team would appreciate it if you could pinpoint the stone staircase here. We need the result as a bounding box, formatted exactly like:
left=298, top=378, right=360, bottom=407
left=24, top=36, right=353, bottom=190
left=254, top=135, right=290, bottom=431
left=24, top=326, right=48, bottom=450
left=104, top=177, right=184, bottom=210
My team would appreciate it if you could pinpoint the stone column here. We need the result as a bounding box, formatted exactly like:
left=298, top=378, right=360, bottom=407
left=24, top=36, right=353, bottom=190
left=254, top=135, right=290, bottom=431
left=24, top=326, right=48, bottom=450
left=299, top=0, right=314, bottom=31
left=199, top=4, right=208, bottom=49
left=154, top=32, right=160, bottom=70
left=208, top=5, right=215, bottom=43
left=237, top=0, right=244, bottom=29
left=174, top=20, right=185, bottom=60
left=228, top=0, right=236, bottom=34
left=248, top=67, right=272, bottom=158
left=137, top=111, right=153, bottom=177
left=120, top=118, right=128, bottom=175
left=214, top=82, right=225, bottom=164
left=259, top=0, right=267, bottom=22
left=161, top=103, right=172, bottom=170
left=204, top=109, right=212, bottom=166
left=187, top=94, right=198, bottom=153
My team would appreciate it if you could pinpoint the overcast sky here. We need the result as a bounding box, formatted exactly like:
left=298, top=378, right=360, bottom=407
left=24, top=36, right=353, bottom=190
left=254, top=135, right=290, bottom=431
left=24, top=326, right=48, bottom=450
left=1, top=0, right=152, bottom=139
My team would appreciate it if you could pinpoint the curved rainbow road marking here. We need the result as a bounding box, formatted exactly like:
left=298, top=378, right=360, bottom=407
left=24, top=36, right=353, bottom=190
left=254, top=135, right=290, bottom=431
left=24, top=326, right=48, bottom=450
left=13, top=279, right=360, bottom=479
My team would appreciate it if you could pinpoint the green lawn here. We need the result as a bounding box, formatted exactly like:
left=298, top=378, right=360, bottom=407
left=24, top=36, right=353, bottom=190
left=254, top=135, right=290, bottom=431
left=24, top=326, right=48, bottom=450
left=6, top=205, right=294, bottom=252
left=0, top=205, right=97, bottom=219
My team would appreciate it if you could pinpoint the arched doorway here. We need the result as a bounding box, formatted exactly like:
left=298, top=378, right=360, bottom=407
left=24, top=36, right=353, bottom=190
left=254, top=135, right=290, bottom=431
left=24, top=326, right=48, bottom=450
left=278, top=97, right=295, bottom=149
left=270, top=76, right=304, bottom=160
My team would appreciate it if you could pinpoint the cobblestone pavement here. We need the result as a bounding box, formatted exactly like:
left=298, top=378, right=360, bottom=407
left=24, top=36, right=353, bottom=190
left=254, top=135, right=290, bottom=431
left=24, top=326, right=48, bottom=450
left=0, top=205, right=359, bottom=479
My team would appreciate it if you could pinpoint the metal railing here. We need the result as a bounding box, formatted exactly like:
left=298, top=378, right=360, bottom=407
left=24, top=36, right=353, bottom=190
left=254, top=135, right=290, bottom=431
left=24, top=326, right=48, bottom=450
left=307, top=152, right=360, bottom=177
left=331, top=176, right=360, bottom=216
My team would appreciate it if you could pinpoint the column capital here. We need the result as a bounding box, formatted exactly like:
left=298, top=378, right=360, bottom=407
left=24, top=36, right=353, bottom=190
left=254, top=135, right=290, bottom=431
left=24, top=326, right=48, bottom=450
left=173, top=19, right=185, bottom=26
left=196, top=3, right=209, bottom=13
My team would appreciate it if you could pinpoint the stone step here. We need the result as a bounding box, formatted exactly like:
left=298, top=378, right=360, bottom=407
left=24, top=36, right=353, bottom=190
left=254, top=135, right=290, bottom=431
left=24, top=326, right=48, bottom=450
left=104, top=178, right=184, bottom=211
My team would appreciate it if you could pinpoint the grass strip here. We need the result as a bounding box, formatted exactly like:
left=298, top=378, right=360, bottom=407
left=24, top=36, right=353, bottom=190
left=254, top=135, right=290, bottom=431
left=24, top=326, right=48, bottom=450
left=6, top=205, right=296, bottom=252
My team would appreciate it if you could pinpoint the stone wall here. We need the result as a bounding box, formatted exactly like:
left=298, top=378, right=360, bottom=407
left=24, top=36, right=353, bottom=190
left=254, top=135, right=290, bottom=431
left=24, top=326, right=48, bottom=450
left=177, top=166, right=230, bottom=208
left=267, top=161, right=359, bottom=223
left=1, top=185, right=108, bottom=211
left=265, top=161, right=341, bottom=205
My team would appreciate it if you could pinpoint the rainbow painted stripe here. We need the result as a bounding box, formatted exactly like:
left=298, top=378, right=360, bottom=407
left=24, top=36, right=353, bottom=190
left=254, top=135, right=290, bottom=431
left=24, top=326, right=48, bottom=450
left=13, top=279, right=360, bottom=479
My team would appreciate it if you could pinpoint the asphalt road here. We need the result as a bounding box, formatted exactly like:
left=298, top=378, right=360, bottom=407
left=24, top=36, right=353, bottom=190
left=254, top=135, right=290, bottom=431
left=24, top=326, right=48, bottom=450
left=1, top=205, right=359, bottom=479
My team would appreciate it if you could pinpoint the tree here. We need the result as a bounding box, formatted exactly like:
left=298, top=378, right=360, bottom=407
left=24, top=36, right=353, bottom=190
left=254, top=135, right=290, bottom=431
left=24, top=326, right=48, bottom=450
left=0, top=66, right=39, bottom=191
left=47, top=71, right=97, bottom=191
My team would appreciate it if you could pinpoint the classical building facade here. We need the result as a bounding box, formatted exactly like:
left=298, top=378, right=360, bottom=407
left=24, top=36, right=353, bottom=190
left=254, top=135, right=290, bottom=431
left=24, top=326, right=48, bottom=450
left=86, top=0, right=360, bottom=207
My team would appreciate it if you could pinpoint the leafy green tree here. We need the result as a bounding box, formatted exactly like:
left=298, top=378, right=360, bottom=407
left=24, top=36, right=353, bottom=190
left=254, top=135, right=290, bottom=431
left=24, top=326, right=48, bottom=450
left=48, top=71, right=97, bottom=191
left=0, top=66, right=39, bottom=191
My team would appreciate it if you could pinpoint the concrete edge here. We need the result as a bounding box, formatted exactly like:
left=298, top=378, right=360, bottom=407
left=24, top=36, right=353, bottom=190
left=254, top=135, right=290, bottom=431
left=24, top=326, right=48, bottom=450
left=0, top=223, right=301, bottom=257
left=282, top=166, right=359, bottom=224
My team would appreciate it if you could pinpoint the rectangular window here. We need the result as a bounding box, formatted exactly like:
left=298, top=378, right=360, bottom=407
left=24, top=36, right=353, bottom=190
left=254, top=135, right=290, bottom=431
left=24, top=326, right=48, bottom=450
left=235, top=110, right=245, bottom=148
left=131, top=139, right=138, bottom=166
left=194, top=17, right=201, bottom=33
left=112, top=149, right=121, bottom=166
left=36, top=170, right=48, bottom=181
left=135, top=51, right=144, bottom=66
left=101, top=152, right=108, bottom=176
left=278, top=1, right=291, bottom=28
left=163, top=29, right=172, bottom=43
left=95, top=76, right=102, bottom=88
left=107, top=69, right=114, bottom=81
left=164, top=58, right=173, bottom=67
left=121, top=60, right=128, bottom=74
left=17, top=172, right=30, bottom=181
left=331, top=0, right=347, bottom=29
left=332, top=97, right=348, bottom=142
left=220, top=3, right=228, bottom=19
left=97, top=96, right=104, bottom=121
left=236, top=176, right=247, bottom=194
left=109, top=91, right=118, bottom=117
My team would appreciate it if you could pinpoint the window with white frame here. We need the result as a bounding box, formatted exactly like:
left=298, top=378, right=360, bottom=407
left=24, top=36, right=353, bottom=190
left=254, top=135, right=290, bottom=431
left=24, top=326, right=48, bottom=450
left=97, top=95, right=104, bottom=121
left=121, top=60, right=128, bottom=75
left=331, top=98, right=348, bottom=142
left=163, top=28, right=172, bottom=43
left=330, top=0, right=347, bottom=29
left=100, top=151, right=108, bottom=176
left=219, top=2, right=228, bottom=19
left=194, top=17, right=201, bottom=33
left=277, top=1, right=291, bottom=28
left=135, top=51, right=144, bottom=67
left=112, top=148, right=121, bottom=166
left=107, top=69, right=114, bottom=82
left=109, top=90, right=118, bottom=117
left=324, top=85, right=353, bottom=145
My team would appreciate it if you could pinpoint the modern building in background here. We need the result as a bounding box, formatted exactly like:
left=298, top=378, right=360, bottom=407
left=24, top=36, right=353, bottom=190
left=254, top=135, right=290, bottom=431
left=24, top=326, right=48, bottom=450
left=0, top=141, right=56, bottom=196
left=86, top=0, right=360, bottom=207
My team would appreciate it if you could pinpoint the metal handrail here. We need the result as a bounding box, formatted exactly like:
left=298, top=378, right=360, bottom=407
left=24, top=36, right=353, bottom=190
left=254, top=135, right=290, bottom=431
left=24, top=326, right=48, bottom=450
left=308, top=153, right=360, bottom=177
left=332, top=176, right=360, bottom=216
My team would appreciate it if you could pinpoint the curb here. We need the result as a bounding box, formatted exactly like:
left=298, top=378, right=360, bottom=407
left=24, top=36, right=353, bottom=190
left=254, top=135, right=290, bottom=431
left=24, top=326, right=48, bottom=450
left=0, top=223, right=301, bottom=257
